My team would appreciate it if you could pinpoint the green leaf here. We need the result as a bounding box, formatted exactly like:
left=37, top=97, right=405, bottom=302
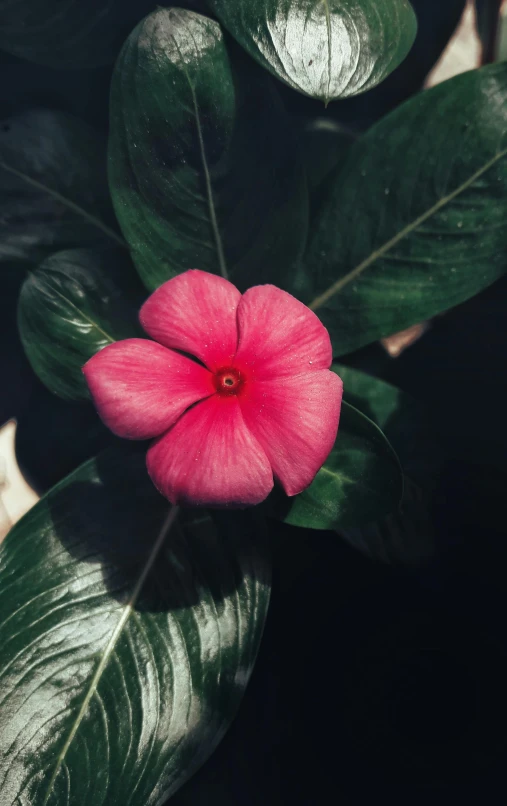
left=207, top=0, right=417, bottom=104
left=335, top=363, right=442, bottom=488
left=0, top=448, right=270, bottom=804
left=109, top=7, right=308, bottom=292
left=304, top=63, right=507, bottom=355
left=333, top=365, right=441, bottom=564
left=339, top=476, right=435, bottom=566
left=328, top=365, right=441, bottom=564
left=0, top=109, right=123, bottom=268
left=302, top=119, right=355, bottom=213
left=18, top=248, right=144, bottom=401
left=315, top=0, right=466, bottom=131
left=273, top=401, right=403, bottom=530
left=0, top=0, right=157, bottom=68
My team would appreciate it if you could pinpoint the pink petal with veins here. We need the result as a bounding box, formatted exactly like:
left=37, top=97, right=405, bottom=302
left=84, top=271, right=344, bottom=508
left=140, top=269, right=241, bottom=371
left=240, top=370, right=343, bottom=496
left=146, top=395, right=273, bottom=507
left=234, top=284, right=333, bottom=379
left=83, top=338, right=214, bottom=440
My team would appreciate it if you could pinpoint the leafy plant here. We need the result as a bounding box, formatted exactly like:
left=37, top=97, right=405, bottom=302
left=1, top=1, right=505, bottom=803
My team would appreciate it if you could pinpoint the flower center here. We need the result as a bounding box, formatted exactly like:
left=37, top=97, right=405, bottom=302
left=214, top=367, right=243, bottom=396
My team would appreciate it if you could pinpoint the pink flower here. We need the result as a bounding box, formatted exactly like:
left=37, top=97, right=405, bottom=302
left=83, top=270, right=343, bottom=507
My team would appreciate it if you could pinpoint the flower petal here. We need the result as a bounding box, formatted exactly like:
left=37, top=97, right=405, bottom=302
left=140, top=270, right=241, bottom=372
left=146, top=395, right=273, bottom=506
left=83, top=338, right=214, bottom=439
left=234, top=285, right=333, bottom=379
left=239, top=370, right=343, bottom=496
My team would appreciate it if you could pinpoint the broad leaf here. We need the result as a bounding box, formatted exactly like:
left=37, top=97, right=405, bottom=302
left=304, top=63, right=507, bottom=355
left=339, top=471, right=435, bottom=566
left=336, top=364, right=441, bottom=488
left=18, top=248, right=144, bottom=401
left=0, top=109, right=123, bottom=268
left=0, top=0, right=157, bottom=68
left=333, top=366, right=440, bottom=564
left=208, top=0, right=417, bottom=104
left=273, top=401, right=403, bottom=530
left=319, top=0, right=467, bottom=130
left=302, top=120, right=355, bottom=213
left=0, top=448, right=270, bottom=804
left=109, top=7, right=308, bottom=291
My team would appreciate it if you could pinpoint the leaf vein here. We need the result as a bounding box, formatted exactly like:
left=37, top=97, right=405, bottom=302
left=0, top=160, right=126, bottom=248
left=309, top=147, right=507, bottom=310
left=40, top=506, right=179, bottom=806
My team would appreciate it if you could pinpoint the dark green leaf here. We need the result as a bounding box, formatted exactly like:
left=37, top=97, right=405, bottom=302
left=333, top=366, right=440, bottom=564
left=339, top=476, right=435, bottom=565
left=336, top=363, right=442, bottom=488
left=208, top=0, right=417, bottom=104
left=0, top=109, right=123, bottom=267
left=0, top=0, right=157, bottom=68
left=18, top=248, right=144, bottom=401
left=108, top=7, right=308, bottom=291
left=0, top=448, right=270, bottom=804
left=272, top=401, right=403, bottom=530
left=304, top=63, right=507, bottom=355
left=302, top=119, right=355, bottom=214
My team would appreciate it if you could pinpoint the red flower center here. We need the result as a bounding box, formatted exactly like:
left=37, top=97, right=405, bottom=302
left=214, top=367, right=243, bottom=396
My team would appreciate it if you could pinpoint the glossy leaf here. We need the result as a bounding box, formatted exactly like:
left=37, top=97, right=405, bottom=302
left=0, top=0, right=157, bottom=68
left=0, top=109, right=123, bottom=267
left=0, top=448, right=270, bottom=805
left=320, top=0, right=467, bottom=130
left=208, top=0, right=417, bottom=104
left=273, top=401, right=403, bottom=530
left=304, top=63, right=507, bottom=355
left=18, top=248, right=144, bottom=401
left=109, top=7, right=308, bottom=291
